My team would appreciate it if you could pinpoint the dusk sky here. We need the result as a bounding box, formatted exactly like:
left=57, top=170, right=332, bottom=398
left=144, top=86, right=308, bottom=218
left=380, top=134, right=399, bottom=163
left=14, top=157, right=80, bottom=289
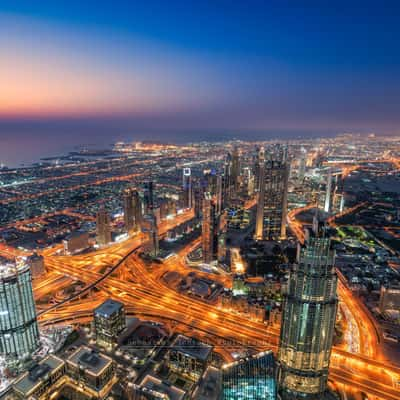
left=1, top=1, right=400, bottom=164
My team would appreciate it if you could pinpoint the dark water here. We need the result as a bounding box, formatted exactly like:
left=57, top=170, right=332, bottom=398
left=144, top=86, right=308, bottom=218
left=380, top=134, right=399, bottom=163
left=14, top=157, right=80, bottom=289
left=0, top=129, right=329, bottom=168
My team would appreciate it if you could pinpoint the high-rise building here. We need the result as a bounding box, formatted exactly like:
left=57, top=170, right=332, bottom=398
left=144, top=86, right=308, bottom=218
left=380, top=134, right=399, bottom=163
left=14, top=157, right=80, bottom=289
left=255, top=145, right=289, bottom=241
left=123, top=188, right=135, bottom=231
left=123, top=188, right=142, bottom=232
left=298, top=147, right=307, bottom=182
left=231, top=146, right=240, bottom=191
left=96, top=206, right=112, bottom=246
left=143, top=181, right=154, bottom=215
left=94, top=299, right=126, bottom=348
left=202, top=192, right=214, bottom=264
left=142, top=214, right=159, bottom=257
left=324, top=168, right=332, bottom=213
left=278, top=236, right=338, bottom=399
left=133, top=189, right=142, bottom=230
left=27, top=252, right=46, bottom=279
left=223, top=153, right=233, bottom=208
left=202, top=192, right=218, bottom=264
left=0, top=261, right=40, bottom=366
left=221, top=350, right=276, bottom=400
left=182, top=167, right=193, bottom=209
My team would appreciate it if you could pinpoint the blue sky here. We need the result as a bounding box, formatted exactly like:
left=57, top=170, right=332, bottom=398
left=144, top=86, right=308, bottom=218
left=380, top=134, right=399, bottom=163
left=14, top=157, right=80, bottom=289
left=0, top=0, right=399, bottom=159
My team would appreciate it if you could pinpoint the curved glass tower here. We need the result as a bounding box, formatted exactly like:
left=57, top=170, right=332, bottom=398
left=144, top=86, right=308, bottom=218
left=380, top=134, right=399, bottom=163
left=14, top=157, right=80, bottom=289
left=0, top=262, right=40, bottom=364
left=278, top=237, right=338, bottom=399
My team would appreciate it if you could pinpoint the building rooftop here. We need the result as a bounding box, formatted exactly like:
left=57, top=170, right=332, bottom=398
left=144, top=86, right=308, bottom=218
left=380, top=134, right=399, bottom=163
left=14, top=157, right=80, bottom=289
left=139, top=374, right=186, bottom=400
left=0, top=261, right=30, bottom=279
left=67, top=346, right=113, bottom=376
left=13, top=355, right=65, bottom=397
left=171, top=335, right=213, bottom=362
left=94, top=299, right=124, bottom=318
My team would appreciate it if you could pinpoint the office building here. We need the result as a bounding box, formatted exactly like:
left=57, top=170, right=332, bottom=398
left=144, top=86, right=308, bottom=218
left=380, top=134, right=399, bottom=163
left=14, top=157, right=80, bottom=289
left=255, top=145, right=289, bottom=241
left=13, top=355, right=66, bottom=400
left=123, top=188, right=142, bottom=232
left=0, top=261, right=40, bottom=366
left=66, top=346, right=115, bottom=398
left=278, top=236, right=338, bottom=399
left=143, top=181, right=155, bottom=215
left=96, top=206, right=112, bottom=246
left=94, top=299, right=126, bottom=347
left=182, top=167, right=193, bottom=209
left=298, top=147, right=307, bottom=182
left=142, top=214, right=159, bottom=257
left=123, top=188, right=135, bottom=231
left=27, top=252, right=46, bottom=279
left=167, top=335, right=213, bottom=381
left=130, top=374, right=186, bottom=400
left=221, top=350, right=276, bottom=400
left=324, top=168, right=332, bottom=213
left=379, top=283, right=400, bottom=314
left=63, top=231, right=89, bottom=255
left=202, top=192, right=218, bottom=264
left=231, top=146, right=240, bottom=191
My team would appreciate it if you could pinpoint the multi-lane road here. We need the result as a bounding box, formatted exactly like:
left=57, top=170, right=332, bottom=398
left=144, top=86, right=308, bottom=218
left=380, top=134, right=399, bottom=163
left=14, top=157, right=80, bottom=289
left=34, top=208, right=400, bottom=399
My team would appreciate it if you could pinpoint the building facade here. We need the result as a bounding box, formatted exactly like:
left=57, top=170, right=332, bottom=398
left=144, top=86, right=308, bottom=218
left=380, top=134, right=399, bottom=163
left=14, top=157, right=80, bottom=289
left=202, top=192, right=218, bottom=264
left=278, top=237, right=338, bottom=399
left=96, top=206, right=112, bottom=246
left=255, top=145, right=289, bottom=241
left=94, top=299, right=126, bottom=347
left=221, top=350, right=276, bottom=400
left=0, top=262, right=40, bottom=366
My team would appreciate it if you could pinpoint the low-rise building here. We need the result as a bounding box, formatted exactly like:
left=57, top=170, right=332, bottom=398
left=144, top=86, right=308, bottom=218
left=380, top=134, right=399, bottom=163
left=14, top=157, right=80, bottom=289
left=167, top=335, right=213, bottom=381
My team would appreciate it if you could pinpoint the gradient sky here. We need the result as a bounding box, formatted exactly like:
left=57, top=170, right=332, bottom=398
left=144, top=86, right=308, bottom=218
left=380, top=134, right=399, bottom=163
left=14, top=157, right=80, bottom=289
left=1, top=1, right=400, bottom=164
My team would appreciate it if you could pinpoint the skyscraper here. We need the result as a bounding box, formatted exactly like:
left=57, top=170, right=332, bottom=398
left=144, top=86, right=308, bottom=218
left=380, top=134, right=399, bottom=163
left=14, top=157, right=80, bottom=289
left=123, top=188, right=135, bottom=232
left=96, top=206, right=112, bottom=246
left=255, top=145, right=289, bottom=241
left=298, top=147, right=307, bottom=182
left=132, top=189, right=142, bottom=231
left=142, top=214, right=159, bottom=257
left=182, top=167, right=193, bottom=209
left=324, top=168, right=332, bottom=213
left=123, top=188, right=142, bottom=232
left=143, top=181, right=154, bottom=215
left=202, top=192, right=218, bottom=264
left=231, top=146, right=240, bottom=191
left=278, top=236, right=338, bottom=399
left=222, top=350, right=276, bottom=400
left=0, top=261, right=40, bottom=367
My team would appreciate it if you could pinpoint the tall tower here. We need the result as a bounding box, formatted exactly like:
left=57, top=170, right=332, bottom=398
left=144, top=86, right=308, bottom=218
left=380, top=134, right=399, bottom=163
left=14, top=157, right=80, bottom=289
left=255, top=145, right=289, bottom=240
left=143, top=181, right=154, bottom=215
left=255, top=147, right=265, bottom=240
left=231, top=146, right=240, bottom=191
left=123, top=188, right=135, bottom=232
left=96, top=206, right=112, bottom=246
left=182, top=168, right=193, bottom=209
left=278, top=236, right=338, bottom=399
left=298, top=147, right=307, bottom=182
left=324, top=169, right=332, bottom=213
left=202, top=192, right=218, bottom=264
left=0, top=261, right=40, bottom=368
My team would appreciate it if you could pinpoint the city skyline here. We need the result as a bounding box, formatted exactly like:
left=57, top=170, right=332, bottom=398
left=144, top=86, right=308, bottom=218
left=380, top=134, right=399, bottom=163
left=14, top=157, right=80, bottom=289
left=1, top=3, right=400, bottom=400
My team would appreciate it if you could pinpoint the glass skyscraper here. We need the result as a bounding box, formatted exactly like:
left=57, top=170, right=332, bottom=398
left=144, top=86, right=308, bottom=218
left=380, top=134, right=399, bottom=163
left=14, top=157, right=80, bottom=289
left=221, top=350, right=277, bottom=400
left=255, top=145, right=289, bottom=241
left=0, top=261, right=40, bottom=365
left=278, top=236, right=338, bottom=399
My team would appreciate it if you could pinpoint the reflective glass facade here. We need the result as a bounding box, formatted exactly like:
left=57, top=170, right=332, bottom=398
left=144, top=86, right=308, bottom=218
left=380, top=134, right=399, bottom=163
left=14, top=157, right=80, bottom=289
left=222, top=351, right=276, bottom=400
left=0, top=263, right=40, bottom=362
left=278, top=238, right=338, bottom=399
